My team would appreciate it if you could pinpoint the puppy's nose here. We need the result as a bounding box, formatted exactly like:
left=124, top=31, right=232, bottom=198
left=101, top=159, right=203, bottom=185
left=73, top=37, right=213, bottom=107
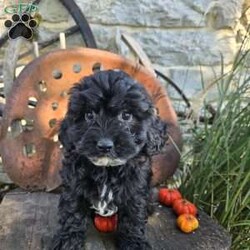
left=97, top=138, right=114, bottom=152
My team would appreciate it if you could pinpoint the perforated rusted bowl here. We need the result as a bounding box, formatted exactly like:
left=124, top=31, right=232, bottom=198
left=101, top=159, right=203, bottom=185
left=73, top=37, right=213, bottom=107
left=0, top=48, right=181, bottom=190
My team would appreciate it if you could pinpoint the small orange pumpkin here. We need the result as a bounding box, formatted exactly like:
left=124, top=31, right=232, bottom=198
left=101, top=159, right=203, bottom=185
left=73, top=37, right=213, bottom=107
left=177, top=214, right=199, bottom=233
left=94, top=214, right=118, bottom=233
left=172, top=199, right=198, bottom=216
left=158, top=188, right=182, bottom=206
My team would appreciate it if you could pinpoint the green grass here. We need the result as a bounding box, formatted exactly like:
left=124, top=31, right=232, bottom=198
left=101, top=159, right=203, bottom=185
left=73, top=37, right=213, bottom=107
left=179, top=45, right=250, bottom=249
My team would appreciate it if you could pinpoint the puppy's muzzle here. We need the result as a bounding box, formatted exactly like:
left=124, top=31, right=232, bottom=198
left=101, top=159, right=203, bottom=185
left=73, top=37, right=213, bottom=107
left=96, top=138, right=114, bottom=153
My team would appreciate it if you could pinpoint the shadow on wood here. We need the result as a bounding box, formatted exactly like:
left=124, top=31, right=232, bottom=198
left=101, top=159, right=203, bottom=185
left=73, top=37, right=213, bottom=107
left=0, top=190, right=231, bottom=250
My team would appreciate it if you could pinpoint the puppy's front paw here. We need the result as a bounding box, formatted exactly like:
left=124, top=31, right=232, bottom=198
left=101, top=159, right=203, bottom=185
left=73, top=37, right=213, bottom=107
left=118, top=239, right=152, bottom=250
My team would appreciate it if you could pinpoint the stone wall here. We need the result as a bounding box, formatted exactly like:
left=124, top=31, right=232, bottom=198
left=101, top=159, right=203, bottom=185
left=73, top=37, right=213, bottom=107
left=31, top=0, right=250, bottom=102
left=1, top=0, right=249, bottom=101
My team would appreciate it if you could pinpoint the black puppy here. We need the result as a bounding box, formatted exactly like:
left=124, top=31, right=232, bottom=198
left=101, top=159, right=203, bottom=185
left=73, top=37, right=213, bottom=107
left=51, top=70, right=167, bottom=250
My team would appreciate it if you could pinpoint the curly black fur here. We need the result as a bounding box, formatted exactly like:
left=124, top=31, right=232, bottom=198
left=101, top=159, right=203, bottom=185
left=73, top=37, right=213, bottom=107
left=50, top=70, right=167, bottom=250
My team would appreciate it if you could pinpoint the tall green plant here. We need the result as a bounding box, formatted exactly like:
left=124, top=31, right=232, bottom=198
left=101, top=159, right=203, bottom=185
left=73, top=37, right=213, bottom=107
left=180, top=48, right=250, bottom=249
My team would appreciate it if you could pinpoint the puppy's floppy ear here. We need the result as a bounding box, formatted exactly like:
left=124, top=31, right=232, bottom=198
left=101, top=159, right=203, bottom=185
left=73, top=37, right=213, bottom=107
left=145, top=111, right=168, bottom=155
left=58, top=83, right=84, bottom=152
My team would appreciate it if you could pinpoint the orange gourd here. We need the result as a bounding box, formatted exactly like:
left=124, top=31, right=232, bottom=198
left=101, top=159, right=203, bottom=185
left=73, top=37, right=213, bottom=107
left=177, top=214, right=199, bottom=233
left=158, top=188, right=182, bottom=206
left=94, top=214, right=118, bottom=233
left=172, top=199, right=198, bottom=216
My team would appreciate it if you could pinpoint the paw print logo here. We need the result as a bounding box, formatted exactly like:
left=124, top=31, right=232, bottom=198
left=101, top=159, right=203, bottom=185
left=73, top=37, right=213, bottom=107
left=4, top=13, right=38, bottom=40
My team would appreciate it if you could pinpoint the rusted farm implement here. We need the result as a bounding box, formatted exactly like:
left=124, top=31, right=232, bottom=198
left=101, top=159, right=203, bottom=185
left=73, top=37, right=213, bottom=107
left=0, top=48, right=181, bottom=190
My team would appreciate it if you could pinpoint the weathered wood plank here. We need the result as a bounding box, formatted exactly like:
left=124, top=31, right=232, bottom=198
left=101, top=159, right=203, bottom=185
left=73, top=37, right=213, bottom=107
left=0, top=191, right=231, bottom=250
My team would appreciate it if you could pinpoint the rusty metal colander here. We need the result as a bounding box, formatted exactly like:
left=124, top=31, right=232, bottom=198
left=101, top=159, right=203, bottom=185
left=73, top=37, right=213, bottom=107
left=0, top=48, right=179, bottom=191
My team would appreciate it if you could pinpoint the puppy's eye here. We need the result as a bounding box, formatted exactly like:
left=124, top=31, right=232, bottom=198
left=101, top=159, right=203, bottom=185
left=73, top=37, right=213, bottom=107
left=85, top=111, right=95, bottom=121
left=119, top=111, right=133, bottom=122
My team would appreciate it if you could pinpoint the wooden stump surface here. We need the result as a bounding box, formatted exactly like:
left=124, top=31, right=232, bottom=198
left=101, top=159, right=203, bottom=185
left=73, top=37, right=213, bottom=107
left=0, top=190, right=231, bottom=250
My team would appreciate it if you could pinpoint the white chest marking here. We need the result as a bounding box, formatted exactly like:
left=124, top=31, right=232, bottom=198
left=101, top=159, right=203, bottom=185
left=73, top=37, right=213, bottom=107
left=91, top=184, right=118, bottom=217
